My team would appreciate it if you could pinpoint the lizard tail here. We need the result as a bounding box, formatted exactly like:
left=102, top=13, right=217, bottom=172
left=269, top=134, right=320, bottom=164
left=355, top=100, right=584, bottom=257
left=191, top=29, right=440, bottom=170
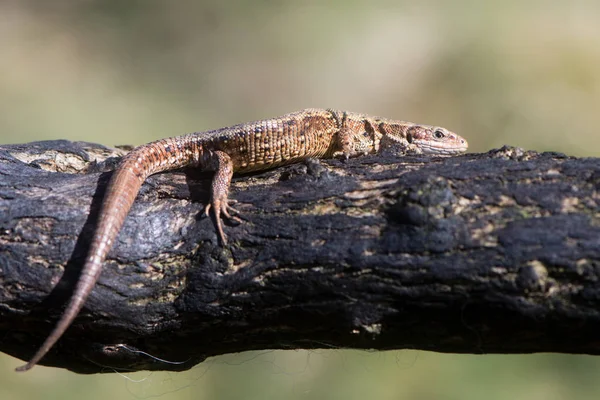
left=17, top=136, right=202, bottom=371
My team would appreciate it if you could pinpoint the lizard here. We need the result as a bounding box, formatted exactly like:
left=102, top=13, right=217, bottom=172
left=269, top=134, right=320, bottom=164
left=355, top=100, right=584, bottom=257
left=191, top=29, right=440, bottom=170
left=16, top=108, right=468, bottom=371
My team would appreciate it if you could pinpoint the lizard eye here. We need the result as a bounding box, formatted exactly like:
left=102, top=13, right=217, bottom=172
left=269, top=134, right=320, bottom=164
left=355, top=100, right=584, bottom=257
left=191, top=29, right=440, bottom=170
left=433, top=129, right=445, bottom=139
left=362, top=131, right=370, bottom=137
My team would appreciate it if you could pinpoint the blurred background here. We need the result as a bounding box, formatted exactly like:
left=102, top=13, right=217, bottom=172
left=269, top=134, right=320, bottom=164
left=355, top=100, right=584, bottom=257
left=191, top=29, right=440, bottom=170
left=2, top=1, right=600, bottom=399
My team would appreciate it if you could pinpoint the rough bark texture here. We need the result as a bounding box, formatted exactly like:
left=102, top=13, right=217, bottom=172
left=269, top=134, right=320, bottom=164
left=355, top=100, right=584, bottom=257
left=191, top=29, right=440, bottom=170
left=1, top=140, right=599, bottom=374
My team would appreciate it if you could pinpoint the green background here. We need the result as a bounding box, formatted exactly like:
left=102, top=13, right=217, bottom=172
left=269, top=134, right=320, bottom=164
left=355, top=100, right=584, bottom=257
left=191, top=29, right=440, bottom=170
left=2, top=1, right=600, bottom=399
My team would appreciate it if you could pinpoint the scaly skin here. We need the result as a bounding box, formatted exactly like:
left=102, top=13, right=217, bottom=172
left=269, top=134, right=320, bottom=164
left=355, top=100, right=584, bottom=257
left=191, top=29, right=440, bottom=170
left=16, top=108, right=468, bottom=371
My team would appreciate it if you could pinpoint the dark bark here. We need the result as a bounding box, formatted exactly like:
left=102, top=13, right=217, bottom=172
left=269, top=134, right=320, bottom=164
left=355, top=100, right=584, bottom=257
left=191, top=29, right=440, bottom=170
left=1, top=140, right=599, bottom=374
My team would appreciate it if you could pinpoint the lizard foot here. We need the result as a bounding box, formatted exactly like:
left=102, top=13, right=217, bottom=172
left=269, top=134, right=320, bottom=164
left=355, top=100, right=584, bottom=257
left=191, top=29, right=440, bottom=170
left=203, top=199, right=243, bottom=245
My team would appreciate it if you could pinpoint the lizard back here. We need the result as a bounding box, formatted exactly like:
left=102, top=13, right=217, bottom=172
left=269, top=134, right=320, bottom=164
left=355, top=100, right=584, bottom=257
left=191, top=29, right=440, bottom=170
left=196, top=108, right=341, bottom=172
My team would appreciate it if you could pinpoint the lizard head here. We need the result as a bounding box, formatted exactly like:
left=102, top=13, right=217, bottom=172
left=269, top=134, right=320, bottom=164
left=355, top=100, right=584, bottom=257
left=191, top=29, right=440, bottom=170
left=379, top=123, right=468, bottom=155
left=406, top=125, right=468, bottom=155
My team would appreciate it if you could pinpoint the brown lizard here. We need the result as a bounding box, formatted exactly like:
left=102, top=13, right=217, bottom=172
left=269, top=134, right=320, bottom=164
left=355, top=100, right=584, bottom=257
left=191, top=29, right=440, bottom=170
left=16, top=108, right=468, bottom=371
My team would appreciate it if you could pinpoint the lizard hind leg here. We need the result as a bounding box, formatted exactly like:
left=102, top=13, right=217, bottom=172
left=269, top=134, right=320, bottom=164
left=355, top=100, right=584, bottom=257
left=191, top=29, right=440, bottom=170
left=202, top=150, right=243, bottom=245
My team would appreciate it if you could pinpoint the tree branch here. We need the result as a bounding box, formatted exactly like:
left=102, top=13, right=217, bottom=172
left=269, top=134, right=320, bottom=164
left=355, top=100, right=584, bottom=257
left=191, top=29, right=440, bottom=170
left=1, top=141, right=599, bottom=374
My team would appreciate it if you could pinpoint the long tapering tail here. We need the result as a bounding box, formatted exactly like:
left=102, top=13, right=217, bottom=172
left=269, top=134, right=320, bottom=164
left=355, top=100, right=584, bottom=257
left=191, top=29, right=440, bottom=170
left=17, top=136, right=202, bottom=371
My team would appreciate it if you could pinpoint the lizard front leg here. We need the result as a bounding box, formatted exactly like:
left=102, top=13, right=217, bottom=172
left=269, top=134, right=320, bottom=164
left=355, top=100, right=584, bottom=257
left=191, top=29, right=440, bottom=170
left=202, top=150, right=241, bottom=245
left=332, top=112, right=375, bottom=159
left=331, top=111, right=366, bottom=159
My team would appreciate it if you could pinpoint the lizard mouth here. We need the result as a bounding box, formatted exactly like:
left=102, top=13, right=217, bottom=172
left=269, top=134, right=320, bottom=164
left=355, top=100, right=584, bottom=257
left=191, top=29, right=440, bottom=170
left=415, top=139, right=469, bottom=155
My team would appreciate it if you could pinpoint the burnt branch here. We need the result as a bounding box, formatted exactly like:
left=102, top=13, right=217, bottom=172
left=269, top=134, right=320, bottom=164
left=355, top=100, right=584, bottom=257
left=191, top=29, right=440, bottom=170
left=1, top=140, right=599, bottom=374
